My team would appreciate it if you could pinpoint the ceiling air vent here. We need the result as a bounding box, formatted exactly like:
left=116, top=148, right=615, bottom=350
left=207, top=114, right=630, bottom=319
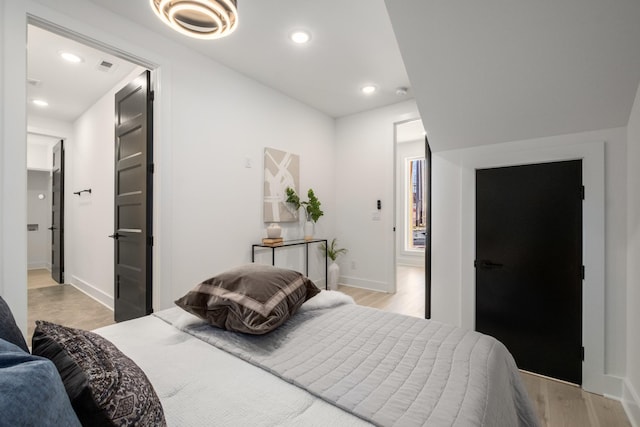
left=96, top=60, right=117, bottom=73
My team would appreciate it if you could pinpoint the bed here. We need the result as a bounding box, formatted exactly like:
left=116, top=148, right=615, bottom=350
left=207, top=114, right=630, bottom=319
left=1, top=266, right=540, bottom=426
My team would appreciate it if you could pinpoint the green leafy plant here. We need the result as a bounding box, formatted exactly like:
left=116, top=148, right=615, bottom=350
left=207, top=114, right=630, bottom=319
left=320, top=238, right=348, bottom=261
left=285, top=187, right=324, bottom=223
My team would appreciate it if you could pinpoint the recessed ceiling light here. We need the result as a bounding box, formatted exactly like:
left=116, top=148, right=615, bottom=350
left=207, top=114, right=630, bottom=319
left=32, top=99, right=49, bottom=107
left=59, top=51, right=83, bottom=63
left=361, top=85, right=377, bottom=95
left=290, top=31, right=311, bottom=44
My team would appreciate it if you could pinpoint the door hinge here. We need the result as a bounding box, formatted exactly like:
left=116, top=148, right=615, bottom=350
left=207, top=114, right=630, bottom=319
left=150, top=90, right=155, bottom=102
left=148, top=236, right=154, bottom=246
left=148, top=163, right=155, bottom=174
left=581, top=265, right=585, bottom=280
left=393, top=227, right=396, bottom=232
left=581, top=346, right=585, bottom=361
left=580, top=185, right=585, bottom=200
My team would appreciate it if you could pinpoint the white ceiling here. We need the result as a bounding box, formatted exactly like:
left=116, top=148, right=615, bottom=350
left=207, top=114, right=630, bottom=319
left=87, top=0, right=412, bottom=119
left=27, top=25, right=138, bottom=123
left=385, top=0, right=640, bottom=151
left=28, top=1, right=640, bottom=152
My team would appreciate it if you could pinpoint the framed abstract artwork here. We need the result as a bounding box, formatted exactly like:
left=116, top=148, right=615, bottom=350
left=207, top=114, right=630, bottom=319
left=263, top=147, right=299, bottom=222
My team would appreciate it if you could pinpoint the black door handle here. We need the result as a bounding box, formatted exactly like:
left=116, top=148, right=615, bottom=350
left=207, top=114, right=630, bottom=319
left=108, top=233, right=120, bottom=240
left=474, top=259, right=504, bottom=269
left=48, top=226, right=56, bottom=231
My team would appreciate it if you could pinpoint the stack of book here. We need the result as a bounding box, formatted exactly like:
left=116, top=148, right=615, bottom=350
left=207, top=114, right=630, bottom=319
left=262, top=237, right=284, bottom=246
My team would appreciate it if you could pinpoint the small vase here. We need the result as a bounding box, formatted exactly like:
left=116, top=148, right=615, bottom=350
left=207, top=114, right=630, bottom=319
left=328, top=262, right=340, bottom=290
left=304, top=221, right=314, bottom=240
left=266, top=223, right=282, bottom=238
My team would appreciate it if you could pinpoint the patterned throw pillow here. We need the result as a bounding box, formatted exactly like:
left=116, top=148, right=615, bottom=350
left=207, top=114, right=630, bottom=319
left=32, top=321, right=166, bottom=427
left=175, top=264, right=320, bottom=335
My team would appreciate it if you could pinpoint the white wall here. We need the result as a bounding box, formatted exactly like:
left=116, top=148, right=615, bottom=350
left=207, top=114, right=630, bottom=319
left=0, top=0, right=5, bottom=299
left=1, top=0, right=27, bottom=330
left=27, top=170, right=50, bottom=269
left=624, top=82, right=640, bottom=425
left=1, top=0, right=336, bottom=330
left=28, top=115, right=73, bottom=139
left=26, top=134, right=54, bottom=171
left=168, top=56, right=335, bottom=297
left=65, top=67, right=144, bottom=308
left=335, top=100, right=419, bottom=292
left=431, top=127, right=627, bottom=397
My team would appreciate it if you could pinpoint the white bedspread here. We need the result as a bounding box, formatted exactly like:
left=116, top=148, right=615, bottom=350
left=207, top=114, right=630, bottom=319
left=95, top=308, right=370, bottom=427
left=96, top=291, right=539, bottom=426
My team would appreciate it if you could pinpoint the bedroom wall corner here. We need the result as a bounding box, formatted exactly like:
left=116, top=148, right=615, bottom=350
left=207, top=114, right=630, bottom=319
left=624, top=80, right=640, bottom=427
left=334, top=100, right=419, bottom=293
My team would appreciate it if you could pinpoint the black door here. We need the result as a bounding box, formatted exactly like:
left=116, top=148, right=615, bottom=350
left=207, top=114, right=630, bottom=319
left=50, top=140, right=64, bottom=284
left=475, top=160, right=582, bottom=384
left=112, top=70, right=153, bottom=322
left=424, top=137, right=432, bottom=319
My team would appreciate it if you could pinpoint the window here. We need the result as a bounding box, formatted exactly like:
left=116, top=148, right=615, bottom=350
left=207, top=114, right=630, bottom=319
left=407, top=157, right=426, bottom=251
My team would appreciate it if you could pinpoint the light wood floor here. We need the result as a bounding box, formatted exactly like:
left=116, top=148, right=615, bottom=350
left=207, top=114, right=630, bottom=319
left=338, top=266, right=631, bottom=427
left=338, top=265, right=425, bottom=318
left=27, top=269, right=115, bottom=344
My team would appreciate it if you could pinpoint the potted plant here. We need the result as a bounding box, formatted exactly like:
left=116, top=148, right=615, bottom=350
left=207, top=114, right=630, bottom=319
left=320, top=238, right=347, bottom=290
left=285, top=187, right=324, bottom=239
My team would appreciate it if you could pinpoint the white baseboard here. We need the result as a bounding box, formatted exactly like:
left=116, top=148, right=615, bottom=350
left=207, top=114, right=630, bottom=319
left=396, top=256, right=424, bottom=267
left=339, top=276, right=391, bottom=293
left=623, top=379, right=640, bottom=427
left=27, top=262, right=48, bottom=270
left=69, top=275, right=114, bottom=311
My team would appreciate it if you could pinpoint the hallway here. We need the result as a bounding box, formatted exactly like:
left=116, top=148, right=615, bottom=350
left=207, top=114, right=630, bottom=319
left=27, top=269, right=114, bottom=343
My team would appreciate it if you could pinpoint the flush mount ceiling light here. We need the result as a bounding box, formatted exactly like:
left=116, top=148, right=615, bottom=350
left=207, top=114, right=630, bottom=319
left=32, top=99, right=49, bottom=107
left=59, top=51, right=83, bottom=63
left=150, top=0, right=238, bottom=40
left=361, top=85, right=377, bottom=95
left=290, top=30, right=311, bottom=44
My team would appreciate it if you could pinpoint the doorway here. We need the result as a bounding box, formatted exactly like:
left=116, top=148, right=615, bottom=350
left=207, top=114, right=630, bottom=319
left=393, top=119, right=431, bottom=319
left=475, top=160, right=583, bottom=384
left=26, top=21, right=154, bottom=327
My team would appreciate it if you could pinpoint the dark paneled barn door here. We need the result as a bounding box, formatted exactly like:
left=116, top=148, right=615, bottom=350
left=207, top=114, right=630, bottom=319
left=112, top=70, right=153, bottom=322
left=475, top=160, right=583, bottom=384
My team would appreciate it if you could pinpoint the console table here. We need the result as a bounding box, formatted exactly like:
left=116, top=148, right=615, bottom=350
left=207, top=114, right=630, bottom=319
left=251, top=239, right=328, bottom=290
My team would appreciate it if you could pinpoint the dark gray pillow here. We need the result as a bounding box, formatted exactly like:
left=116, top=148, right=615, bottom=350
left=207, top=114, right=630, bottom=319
left=32, top=321, right=166, bottom=427
left=0, top=296, right=29, bottom=353
left=175, top=264, right=320, bottom=335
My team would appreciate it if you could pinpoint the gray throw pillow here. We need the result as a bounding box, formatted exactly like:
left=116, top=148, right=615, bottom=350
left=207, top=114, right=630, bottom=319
left=175, top=264, right=320, bottom=335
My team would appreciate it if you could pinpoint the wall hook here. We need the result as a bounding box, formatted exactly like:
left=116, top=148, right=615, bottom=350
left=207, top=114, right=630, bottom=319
left=73, top=189, right=92, bottom=196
